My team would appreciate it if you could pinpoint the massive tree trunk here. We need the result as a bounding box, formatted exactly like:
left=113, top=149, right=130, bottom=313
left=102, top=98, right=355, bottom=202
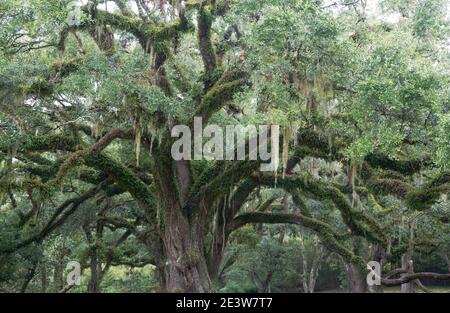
left=154, top=147, right=212, bottom=292
left=345, top=262, right=366, bottom=293
left=163, top=209, right=212, bottom=292
left=344, top=237, right=367, bottom=293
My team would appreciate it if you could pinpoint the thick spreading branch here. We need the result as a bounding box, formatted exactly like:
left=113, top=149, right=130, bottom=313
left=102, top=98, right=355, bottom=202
left=251, top=172, right=387, bottom=246
left=195, top=67, right=249, bottom=123
left=230, top=212, right=365, bottom=268
left=382, top=272, right=450, bottom=286
left=0, top=181, right=107, bottom=254
left=198, top=4, right=217, bottom=78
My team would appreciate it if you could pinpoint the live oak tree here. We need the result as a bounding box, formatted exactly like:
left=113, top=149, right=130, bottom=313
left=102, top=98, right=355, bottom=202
left=0, top=0, right=449, bottom=292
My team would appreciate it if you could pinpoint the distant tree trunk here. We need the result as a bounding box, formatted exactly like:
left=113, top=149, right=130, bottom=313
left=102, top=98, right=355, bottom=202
left=400, top=251, right=415, bottom=293
left=299, top=233, right=324, bottom=293
left=311, top=159, right=319, bottom=180
left=87, top=251, right=101, bottom=293
left=278, top=195, right=289, bottom=245
left=20, top=263, right=37, bottom=293
left=444, top=254, right=450, bottom=272
left=302, top=254, right=322, bottom=293
left=84, top=221, right=103, bottom=293
left=40, top=263, right=47, bottom=293
left=401, top=223, right=416, bottom=293
left=252, top=271, right=273, bottom=293
left=155, top=263, right=167, bottom=292
left=141, top=236, right=167, bottom=292
left=53, top=263, right=64, bottom=292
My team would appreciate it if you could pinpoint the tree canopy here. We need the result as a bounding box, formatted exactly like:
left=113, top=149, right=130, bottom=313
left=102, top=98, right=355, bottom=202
left=0, top=0, right=449, bottom=293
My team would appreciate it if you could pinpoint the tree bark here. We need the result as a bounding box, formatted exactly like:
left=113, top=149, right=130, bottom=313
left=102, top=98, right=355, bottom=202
left=40, top=263, right=47, bottom=293
left=444, top=253, right=450, bottom=272
left=345, top=262, right=366, bottom=293
left=84, top=221, right=103, bottom=293
left=208, top=181, right=258, bottom=283
left=208, top=204, right=228, bottom=283
left=163, top=207, right=212, bottom=292
left=53, top=263, right=64, bottom=292
left=400, top=251, right=416, bottom=293
left=141, top=235, right=167, bottom=292
left=154, top=148, right=212, bottom=292
left=87, top=252, right=101, bottom=293
left=20, top=264, right=37, bottom=293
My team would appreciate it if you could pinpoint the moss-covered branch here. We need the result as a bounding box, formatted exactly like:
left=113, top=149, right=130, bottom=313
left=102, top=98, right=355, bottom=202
left=405, top=173, right=450, bottom=211
left=0, top=133, right=78, bottom=154
left=84, top=153, right=158, bottom=229
left=185, top=161, right=259, bottom=213
left=74, top=5, right=192, bottom=54
left=365, top=153, right=429, bottom=175
left=0, top=182, right=106, bottom=254
left=367, top=172, right=450, bottom=211
left=382, top=272, right=450, bottom=286
left=195, top=67, right=249, bottom=123
left=230, top=212, right=365, bottom=268
left=2, top=129, right=158, bottom=230
left=198, top=4, right=217, bottom=78
left=367, top=177, right=412, bottom=197
left=251, top=172, right=388, bottom=246
left=295, top=129, right=430, bottom=177
left=7, top=128, right=134, bottom=188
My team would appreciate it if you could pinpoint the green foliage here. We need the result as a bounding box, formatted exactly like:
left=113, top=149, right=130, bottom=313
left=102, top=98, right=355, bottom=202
left=412, top=0, right=449, bottom=39
left=434, top=113, right=450, bottom=169
left=0, top=0, right=449, bottom=293
left=101, top=265, right=158, bottom=293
